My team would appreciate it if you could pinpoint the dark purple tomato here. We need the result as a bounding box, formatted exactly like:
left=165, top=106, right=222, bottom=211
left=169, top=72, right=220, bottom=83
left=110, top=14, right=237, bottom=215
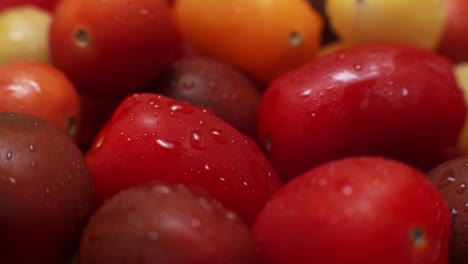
left=427, top=156, right=468, bottom=264
left=78, top=181, right=258, bottom=264
left=0, top=112, right=95, bottom=264
left=150, top=56, right=261, bottom=138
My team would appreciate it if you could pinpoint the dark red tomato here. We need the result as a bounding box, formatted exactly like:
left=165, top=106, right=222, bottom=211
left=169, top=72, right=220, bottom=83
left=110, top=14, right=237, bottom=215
left=85, top=93, right=281, bottom=224
left=427, top=156, right=468, bottom=264
left=0, top=0, right=58, bottom=11
left=253, top=156, right=451, bottom=264
left=258, top=43, right=467, bottom=181
left=78, top=181, right=258, bottom=264
left=151, top=56, right=261, bottom=138
left=49, top=0, right=179, bottom=99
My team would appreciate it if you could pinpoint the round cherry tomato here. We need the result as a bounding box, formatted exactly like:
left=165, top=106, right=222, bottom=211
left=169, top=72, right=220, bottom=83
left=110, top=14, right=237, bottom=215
left=253, top=156, right=451, bottom=264
left=172, top=0, right=323, bottom=83
left=78, top=181, right=258, bottom=264
left=258, top=43, right=467, bottom=180
left=151, top=56, right=261, bottom=138
left=49, top=0, right=179, bottom=99
left=0, top=60, right=81, bottom=140
left=85, top=93, right=281, bottom=224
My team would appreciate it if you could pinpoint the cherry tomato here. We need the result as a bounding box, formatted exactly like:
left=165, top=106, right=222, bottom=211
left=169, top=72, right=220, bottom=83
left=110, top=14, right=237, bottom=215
left=78, top=181, right=258, bottom=264
left=172, top=0, right=323, bottom=83
left=85, top=93, right=281, bottom=224
left=0, top=112, right=94, bottom=264
left=150, top=56, right=261, bottom=138
left=258, top=43, right=467, bottom=181
left=0, top=60, right=81, bottom=140
left=427, top=156, right=468, bottom=264
left=437, top=0, right=468, bottom=63
left=253, top=156, right=451, bottom=264
left=49, top=0, right=179, bottom=99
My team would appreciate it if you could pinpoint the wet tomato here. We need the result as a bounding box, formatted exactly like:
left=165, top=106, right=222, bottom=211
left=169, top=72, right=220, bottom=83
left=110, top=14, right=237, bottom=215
left=85, top=93, right=281, bottom=224
left=253, top=156, right=451, bottom=264
left=78, top=181, right=258, bottom=264
left=258, top=43, right=467, bottom=181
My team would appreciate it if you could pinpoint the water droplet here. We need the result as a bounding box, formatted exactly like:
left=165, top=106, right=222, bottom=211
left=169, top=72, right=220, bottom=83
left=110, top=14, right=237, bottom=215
left=191, top=218, right=201, bottom=228
left=342, top=185, right=353, bottom=196
left=156, top=139, right=176, bottom=149
left=354, top=64, right=363, bottom=71
left=6, top=151, right=12, bottom=160
left=168, top=101, right=194, bottom=114
left=30, top=161, right=37, bottom=168
left=438, top=170, right=456, bottom=189
left=190, top=131, right=206, bottom=150
left=210, top=130, right=228, bottom=144
left=8, top=176, right=16, bottom=184
left=338, top=53, right=345, bottom=60
left=451, top=208, right=458, bottom=215
left=298, top=89, right=312, bottom=98
left=226, top=211, right=237, bottom=221
left=153, top=185, right=171, bottom=194
left=310, top=112, right=317, bottom=118
left=464, top=202, right=468, bottom=212
left=219, top=177, right=226, bottom=182
left=289, top=31, right=302, bottom=47
left=457, top=183, right=467, bottom=194
left=243, top=181, right=248, bottom=186
left=204, top=164, right=211, bottom=171
left=401, top=88, right=409, bottom=96
left=198, top=197, right=213, bottom=212
left=147, top=231, right=159, bottom=241
left=28, top=144, right=36, bottom=152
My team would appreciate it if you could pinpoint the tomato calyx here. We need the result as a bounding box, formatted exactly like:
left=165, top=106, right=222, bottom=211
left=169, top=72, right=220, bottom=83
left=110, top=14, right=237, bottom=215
left=74, top=27, right=90, bottom=48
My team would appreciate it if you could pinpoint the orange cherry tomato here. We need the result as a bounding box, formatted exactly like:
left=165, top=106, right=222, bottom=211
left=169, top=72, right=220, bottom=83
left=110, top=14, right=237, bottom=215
left=173, top=0, right=324, bottom=83
left=0, top=61, right=81, bottom=140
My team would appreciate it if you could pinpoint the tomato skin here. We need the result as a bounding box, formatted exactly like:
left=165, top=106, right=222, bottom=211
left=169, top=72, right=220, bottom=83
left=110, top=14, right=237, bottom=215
left=78, top=181, right=258, bottom=264
left=172, top=0, right=323, bottom=83
left=85, top=93, right=281, bottom=224
left=253, top=156, right=451, bottom=264
left=0, top=0, right=58, bottom=11
left=49, top=0, right=179, bottom=99
left=0, top=60, right=81, bottom=140
left=258, top=43, right=467, bottom=181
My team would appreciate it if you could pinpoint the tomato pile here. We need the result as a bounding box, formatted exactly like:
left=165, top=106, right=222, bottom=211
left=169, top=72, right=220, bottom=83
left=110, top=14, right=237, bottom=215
left=1, top=0, right=468, bottom=263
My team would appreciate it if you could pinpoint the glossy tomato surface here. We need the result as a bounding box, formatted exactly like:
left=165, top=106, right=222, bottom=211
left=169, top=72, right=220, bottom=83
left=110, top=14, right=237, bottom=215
left=253, top=156, right=451, bottom=264
left=78, top=181, right=258, bottom=264
left=49, top=0, right=179, bottom=99
left=258, top=43, right=467, bottom=180
left=85, top=93, right=281, bottom=224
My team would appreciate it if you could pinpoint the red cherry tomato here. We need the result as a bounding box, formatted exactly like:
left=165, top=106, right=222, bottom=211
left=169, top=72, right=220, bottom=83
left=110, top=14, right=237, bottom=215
left=85, top=93, right=281, bottom=224
left=253, top=156, right=451, bottom=264
left=49, top=0, right=179, bottom=99
left=258, top=43, right=467, bottom=180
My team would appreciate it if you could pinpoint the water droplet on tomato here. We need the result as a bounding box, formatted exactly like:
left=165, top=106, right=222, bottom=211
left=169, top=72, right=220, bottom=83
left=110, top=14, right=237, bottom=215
left=30, top=161, right=37, bottom=168
left=464, top=202, right=468, bottom=212
left=190, top=131, right=206, bottom=150
left=438, top=170, right=456, bottom=189
left=8, top=176, right=16, bottom=184
left=28, top=144, right=36, bottom=152
left=401, top=88, right=409, bottom=96
left=341, top=185, right=353, bottom=196
left=168, top=101, right=194, bottom=114
left=457, top=183, right=467, bottom=194
left=198, top=197, right=213, bottom=212
left=298, top=89, right=312, bottom=98
left=153, top=185, right=172, bottom=194
left=354, top=64, right=363, bottom=71
left=156, top=139, right=176, bottom=149
left=6, top=150, right=12, bottom=160
left=211, top=130, right=228, bottom=144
